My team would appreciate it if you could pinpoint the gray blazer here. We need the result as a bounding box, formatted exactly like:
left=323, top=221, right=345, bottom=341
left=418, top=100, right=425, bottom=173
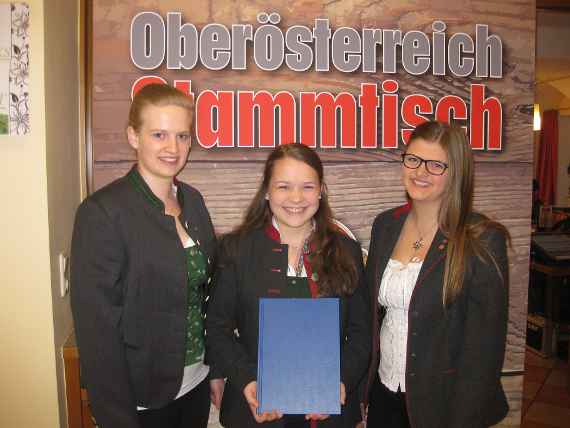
left=363, top=204, right=509, bottom=428
left=70, top=167, right=216, bottom=428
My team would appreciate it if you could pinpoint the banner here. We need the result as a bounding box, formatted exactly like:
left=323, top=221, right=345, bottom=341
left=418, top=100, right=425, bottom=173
left=90, top=2, right=534, bottom=426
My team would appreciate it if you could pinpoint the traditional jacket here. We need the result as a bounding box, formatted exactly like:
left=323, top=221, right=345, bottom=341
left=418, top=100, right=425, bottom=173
left=206, top=225, right=371, bottom=428
left=70, top=167, right=216, bottom=428
left=363, top=204, right=509, bottom=428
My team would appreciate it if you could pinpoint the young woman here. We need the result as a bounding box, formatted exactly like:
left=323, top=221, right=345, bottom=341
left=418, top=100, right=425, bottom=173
left=206, top=144, right=370, bottom=428
left=363, top=121, right=510, bottom=428
left=71, top=83, right=221, bottom=428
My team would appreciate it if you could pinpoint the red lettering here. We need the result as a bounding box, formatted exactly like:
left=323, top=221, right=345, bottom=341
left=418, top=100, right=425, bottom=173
left=300, top=92, right=356, bottom=148
left=435, top=95, right=467, bottom=124
left=173, top=80, right=195, bottom=102
left=195, top=90, right=234, bottom=148
left=359, top=83, right=379, bottom=148
left=401, top=94, right=432, bottom=144
left=238, top=91, right=296, bottom=148
left=130, top=76, right=505, bottom=153
left=381, top=80, right=399, bottom=149
left=470, top=84, right=502, bottom=150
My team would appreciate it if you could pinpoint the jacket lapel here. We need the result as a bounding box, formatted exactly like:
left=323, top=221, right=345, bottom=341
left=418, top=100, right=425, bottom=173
left=372, top=206, right=448, bottom=292
left=374, top=211, right=408, bottom=286
left=176, top=188, right=217, bottom=280
left=415, top=229, right=448, bottom=288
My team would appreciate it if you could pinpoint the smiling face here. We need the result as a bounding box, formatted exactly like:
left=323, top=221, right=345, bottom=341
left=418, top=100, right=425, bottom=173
left=127, top=104, right=192, bottom=186
left=403, top=137, right=449, bottom=207
left=267, top=157, right=321, bottom=235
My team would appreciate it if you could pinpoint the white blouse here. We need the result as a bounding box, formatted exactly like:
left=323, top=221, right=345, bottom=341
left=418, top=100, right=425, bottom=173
left=377, top=258, right=422, bottom=393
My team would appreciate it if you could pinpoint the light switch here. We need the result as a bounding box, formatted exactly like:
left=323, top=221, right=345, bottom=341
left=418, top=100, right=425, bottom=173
left=59, top=253, right=70, bottom=297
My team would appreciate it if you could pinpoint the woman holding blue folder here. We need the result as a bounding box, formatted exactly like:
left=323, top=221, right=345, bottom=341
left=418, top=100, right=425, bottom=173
left=206, top=144, right=370, bottom=428
left=363, top=121, right=510, bottom=428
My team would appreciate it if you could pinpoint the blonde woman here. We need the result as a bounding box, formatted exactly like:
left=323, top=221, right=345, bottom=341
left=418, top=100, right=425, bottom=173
left=71, top=84, right=220, bottom=428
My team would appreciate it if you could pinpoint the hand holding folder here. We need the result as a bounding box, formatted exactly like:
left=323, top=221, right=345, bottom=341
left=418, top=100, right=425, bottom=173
left=243, top=381, right=283, bottom=423
left=243, top=381, right=345, bottom=422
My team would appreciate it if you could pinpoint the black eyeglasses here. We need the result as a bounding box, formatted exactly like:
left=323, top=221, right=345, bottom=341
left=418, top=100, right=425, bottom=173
left=401, top=153, right=449, bottom=176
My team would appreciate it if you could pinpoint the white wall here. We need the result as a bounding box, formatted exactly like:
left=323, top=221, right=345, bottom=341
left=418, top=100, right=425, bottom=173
left=0, top=0, right=59, bottom=426
left=44, top=0, right=82, bottom=426
left=0, top=1, right=81, bottom=426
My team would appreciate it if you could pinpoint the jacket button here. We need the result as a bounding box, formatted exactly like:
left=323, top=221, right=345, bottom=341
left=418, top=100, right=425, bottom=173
left=411, top=353, right=416, bottom=358
left=412, top=331, right=417, bottom=336
left=412, top=311, right=419, bottom=318
left=409, top=373, right=416, bottom=377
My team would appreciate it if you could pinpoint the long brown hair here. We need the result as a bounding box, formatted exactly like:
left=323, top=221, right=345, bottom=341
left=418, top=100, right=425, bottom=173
left=227, top=144, right=359, bottom=296
left=408, top=121, right=510, bottom=305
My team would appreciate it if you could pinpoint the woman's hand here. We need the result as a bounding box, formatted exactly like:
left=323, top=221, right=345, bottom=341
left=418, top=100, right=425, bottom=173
left=243, top=381, right=283, bottom=423
left=304, top=382, right=345, bottom=421
left=210, top=378, right=225, bottom=409
left=305, top=413, right=330, bottom=421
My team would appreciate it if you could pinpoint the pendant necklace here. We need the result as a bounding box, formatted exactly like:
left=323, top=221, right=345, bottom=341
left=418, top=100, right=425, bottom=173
left=410, top=215, right=437, bottom=263
left=292, top=239, right=310, bottom=277
left=412, top=236, right=424, bottom=251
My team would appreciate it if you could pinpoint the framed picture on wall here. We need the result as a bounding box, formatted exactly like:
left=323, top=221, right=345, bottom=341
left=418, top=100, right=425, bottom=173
left=0, top=2, right=29, bottom=136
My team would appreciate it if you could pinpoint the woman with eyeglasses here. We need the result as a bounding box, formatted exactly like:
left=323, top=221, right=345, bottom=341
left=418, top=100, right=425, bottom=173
left=361, top=120, right=510, bottom=428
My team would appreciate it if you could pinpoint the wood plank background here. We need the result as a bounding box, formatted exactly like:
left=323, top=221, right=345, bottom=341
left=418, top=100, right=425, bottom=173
left=91, top=1, right=535, bottom=426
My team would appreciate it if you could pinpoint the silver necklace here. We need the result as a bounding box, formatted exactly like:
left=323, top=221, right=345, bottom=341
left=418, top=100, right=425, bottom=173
left=410, top=215, right=437, bottom=259
left=292, top=239, right=310, bottom=277
left=412, top=236, right=424, bottom=251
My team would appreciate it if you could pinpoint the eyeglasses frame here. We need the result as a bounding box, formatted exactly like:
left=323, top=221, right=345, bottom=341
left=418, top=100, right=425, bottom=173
left=401, top=153, right=449, bottom=176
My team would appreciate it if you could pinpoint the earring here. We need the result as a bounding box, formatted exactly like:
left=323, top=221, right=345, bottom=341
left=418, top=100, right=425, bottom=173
left=265, top=194, right=269, bottom=200
left=318, top=194, right=322, bottom=199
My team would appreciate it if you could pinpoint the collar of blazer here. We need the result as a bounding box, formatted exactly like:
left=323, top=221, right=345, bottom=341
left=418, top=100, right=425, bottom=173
left=126, top=165, right=204, bottom=248
left=264, top=222, right=319, bottom=297
left=374, top=203, right=449, bottom=292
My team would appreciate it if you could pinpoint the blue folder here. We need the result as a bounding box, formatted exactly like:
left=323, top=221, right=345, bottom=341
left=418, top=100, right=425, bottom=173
left=257, top=298, right=340, bottom=415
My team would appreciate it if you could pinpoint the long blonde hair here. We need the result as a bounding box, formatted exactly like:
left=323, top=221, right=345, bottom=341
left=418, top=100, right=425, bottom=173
left=408, top=121, right=509, bottom=305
